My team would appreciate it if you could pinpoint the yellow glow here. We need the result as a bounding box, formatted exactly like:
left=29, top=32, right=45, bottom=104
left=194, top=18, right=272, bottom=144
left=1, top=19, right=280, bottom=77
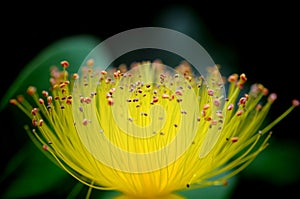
left=10, top=59, right=299, bottom=198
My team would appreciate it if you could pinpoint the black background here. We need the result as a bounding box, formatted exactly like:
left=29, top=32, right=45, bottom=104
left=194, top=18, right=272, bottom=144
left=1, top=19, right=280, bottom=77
left=1, top=0, right=299, bottom=198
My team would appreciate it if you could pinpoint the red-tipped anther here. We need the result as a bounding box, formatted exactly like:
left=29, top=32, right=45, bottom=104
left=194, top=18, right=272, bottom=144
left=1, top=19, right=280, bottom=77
left=72, top=73, right=79, bottom=79
left=60, top=60, right=69, bottom=69
left=27, top=86, right=36, bottom=96
left=207, top=89, right=214, bottom=96
left=238, top=97, right=247, bottom=105
left=231, top=137, right=239, bottom=143
left=39, top=119, right=43, bottom=127
left=39, top=98, right=44, bottom=105
left=292, top=99, right=300, bottom=107
left=42, top=90, right=48, bottom=97
left=17, top=95, right=24, bottom=103
left=262, top=87, right=269, bottom=96
left=31, top=108, right=38, bottom=116
left=227, top=103, right=234, bottom=111
left=82, top=118, right=88, bottom=126
left=236, top=110, right=243, bottom=116
left=213, top=99, right=221, bottom=107
left=175, top=90, right=183, bottom=96
left=107, top=97, right=114, bottom=106
left=162, top=94, right=169, bottom=99
left=32, top=119, right=37, bottom=126
left=9, top=99, right=18, bottom=105
left=268, top=93, right=277, bottom=103
left=101, top=71, right=107, bottom=75
left=240, top=73, right=247, bottom=82
left=255, top=104, right=262, bottom=111
left=203, top=104, right=210, bottom=110
left=66, top=99, right=72, bottom=105
left=152, top=96, right=159, bottom=103
left=42, top=144, right=48, bottom=151
left=228, top=73, right=238, bottom=83
left=47, top=96, right=53, bottom=104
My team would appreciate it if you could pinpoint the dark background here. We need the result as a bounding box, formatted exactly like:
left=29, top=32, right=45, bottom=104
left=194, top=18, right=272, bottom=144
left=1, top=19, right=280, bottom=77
left=1, top=1, right=299, bottom=198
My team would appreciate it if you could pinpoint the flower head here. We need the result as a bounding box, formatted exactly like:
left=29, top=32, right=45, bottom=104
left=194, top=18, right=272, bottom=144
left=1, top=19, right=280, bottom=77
left=10, top=59, right=299, bottom=198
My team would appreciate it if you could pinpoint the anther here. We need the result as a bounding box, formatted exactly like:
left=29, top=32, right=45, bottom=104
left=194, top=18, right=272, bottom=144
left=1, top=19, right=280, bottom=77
left=107, top=98, right=114, bottom=106
left=72, top=73, right=79, bottom=79
left=267, top=93, right=277, bottom=103
left=211, top=120, right=217, bottom=125
left=162, top=94, right=169, bottom=99
left=203, top=104, right=210, bottom=110
left=39, top=119, right=43, bottom=127
left=240, top=73, right=247, bottom=82
left=42, top=90, right=48, bottom=97
left=17, top=95, right=24, bottom=103
left=101, top=71, right=107, bottom=75
left=31, top=108, right=38, bottom=116
left=47, top=96, right=53, bottom=104
left=175, top=90, right=183, bottom=96
left=256, top=104, right=262, bottom=111
left=27, top=86, right=36, bottom=96
left=59, top=82, right=66, bottom=88
left=213, top=99, right=220, bottom=107
left=227, top=104, right=234, bottom=111
left=42, top=144, right=49, bottom=151
left=32, top=119, right=37, bottom=126
left=39, top=98, right=44, bottom=105
left=208, top=89, right=214, bottom=96
left=152, top=96, right=159, bottom=103
left=60, top=60, right=69, bottom=68
left=236, top=110, right=243, bottom=116
left=66, top=99, right=72, bottom=105
left=181, top=110, right=187, bottom=114
left=238, top=97, right=247, bottom=105
left=228, top=73, right=238, bottom=83
left=9, top=99, right=18, bottom=105
left=231, top=137, right=238, bottom=143
left=82, top=118, right=88, bottom=126
left=292, top=99, right=300, bottom=107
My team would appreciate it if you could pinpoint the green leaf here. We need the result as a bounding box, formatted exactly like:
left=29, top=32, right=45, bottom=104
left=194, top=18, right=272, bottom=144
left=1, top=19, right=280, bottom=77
left=0, top=34, right=100, bottom=111
left=2, top=142, right=70, bottom=198
left=241, top=138, right=300, bottom=186
left=1, top=34, right=101, bottom=198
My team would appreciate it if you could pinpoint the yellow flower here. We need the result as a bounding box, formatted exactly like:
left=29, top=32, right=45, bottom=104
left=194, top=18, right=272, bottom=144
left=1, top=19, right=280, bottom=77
left=10, top=59, right=299, bottom=199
